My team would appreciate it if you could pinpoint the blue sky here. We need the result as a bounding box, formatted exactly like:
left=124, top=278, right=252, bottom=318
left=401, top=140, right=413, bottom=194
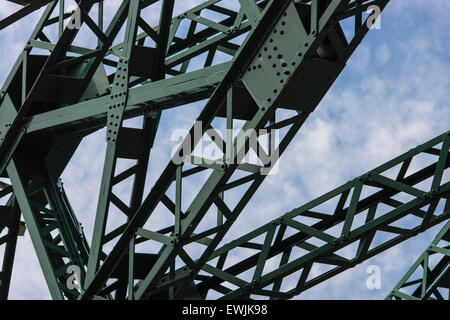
left=0, top=0, right=449, bottom=300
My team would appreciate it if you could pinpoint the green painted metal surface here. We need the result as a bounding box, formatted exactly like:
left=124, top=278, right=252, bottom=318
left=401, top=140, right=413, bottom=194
left=1, top=0, right=446, bottom=301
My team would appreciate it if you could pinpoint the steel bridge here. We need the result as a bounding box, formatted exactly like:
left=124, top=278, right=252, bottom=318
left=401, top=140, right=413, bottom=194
left=0, top=0, right=448, bottom=300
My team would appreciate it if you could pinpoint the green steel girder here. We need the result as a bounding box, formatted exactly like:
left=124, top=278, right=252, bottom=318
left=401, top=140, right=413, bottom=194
left=190, top=130, right=450, bottom=300
left=24, top=62, right=231, bottom=135
left=0, top=0, right=102, bottom=176
left=0, top=0, right=273, bottom=174
left=5, top=154, right=91, bottom=300
left=0, top=0, right=276, bottom=300
left=0, top=183, right=22, bottom=300
left=0, top=0, right=417, bottom=300
left=7, top=160, right=74, bottom=299
left=78, top=0, right=391, bottom=300
left=387, top=218, right=450, bottom=300
left=85, top=0, right=153, bottom=289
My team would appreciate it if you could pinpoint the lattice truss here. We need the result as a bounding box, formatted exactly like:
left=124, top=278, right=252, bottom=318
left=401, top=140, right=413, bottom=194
left=0, top=0, right=448, bottom=300
left=387, top=218, right=450, bottom=300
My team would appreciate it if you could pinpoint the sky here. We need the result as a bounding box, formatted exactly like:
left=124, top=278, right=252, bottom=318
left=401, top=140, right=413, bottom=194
left=0, top=0, right=449, bottom=300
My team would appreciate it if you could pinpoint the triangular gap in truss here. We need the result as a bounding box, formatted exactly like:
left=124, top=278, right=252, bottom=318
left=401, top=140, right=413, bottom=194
left=291, top=214, right=324, bottom=228
left=114, top=157, right=138, bottom=176
left=177, top=168, right=215, bottom=212
left=139, top=1, right=163, bottom=29
left=173, top=255, right=186, bottom=271
left=295, top=188, right=354, bottom=237
left=287, top=245, right=313, bottom=266
left=189, top=204, right=224, bottom=239
left=349, top=207, right=372, bottom=230
left=0, top=226, right=7, bottom=241
left=302, top=235, right=328, bottom=249
left=191, top=19, right=208, bottom=34
left=122, top=115, right=144, bottom=129
left=291, top=192, right=343, bottom=227
left=244, top=231, right=272, bottom=248
left=177, top=241, right=204, bottom=262
left=368, top=230, right=402, bottom=251
left=197, top=266, right=214, bottom=280
left=110, top=17, right=128, bottom=48
left=276, top=267, right=305, bottom=293
left=261, top=283, right=279, bottom=296
left=212, top=170, right=253, bottom=216
left=305, top=262, right=335, bottom=283
left=244, top=147, right=264, bottom=167
left=260, top=253, right=285, bottom=280
left=103, top=203, right=129, bottom=248
left=274, top=107, right=298, bottom=118
left=427, top=250, right=446, bottom=271
left=191, top=123, right=225, bottom=161
left=208, top=114, right=227, bottom=139
left=237, top=264, right=257, bottom=283
left=227, top=28, right=249, bottom=46
left=205, top=280, right=239, bottom=299
left=249, top=294, right=270, bottom=300
left=372, top=201, right=399, bottom=220
left=336, top=14, right=354, bottom=45
left=214, top=246, right=260, bottom=272
left=135, top=25, right=146, bottom=42
left=334, top=241, right=359, bottom=260
left=411, top=175, right=434, bottom=194
left=178, top=50, right=212, bottom=73
left=443, top=166, right=450, bottom=186
left=104, top=277, right=117, bottom=293
left=171, top=0, right=203, bottom=16
left=378, top=162, right=406, bottom=181
left=436, top=236, right=450, bottom=250
left=201, top=0, right=241, bottom=25
left=404, top=149, right=442, bottom=179
left=49, top=227, right=59, bottom=241
left=291, top=198, right=338, bottom=230
left=434, top=288, right=450, bottom=300
left=207, top=254, right=222, bottom=269
left=139, top=100, right=204, bottom=195
left=141, top=32, right=157, bottom=49
left=388, top=190, right=416, bottom=205
left=141, top=201, right=176, bottom=236
left=111, top=167, right=135, bottom=209
left=103, top=54, right=119, bottom=79
left=385, top=210, right=425, bottom=231
left=133, top=233, right=165, bottom=257
left=269, top=109, right=299, bottom=138
left=199, top=6, right=233, bottom=23
left=275, top=220, right=300, bottom=243
left=168, top=17, right=191, bottom=45
left=216, top=0, right=242, bottom=14
left=0, top=178, right=11, bottom=206
left=205, top=288, right=225, bottom=300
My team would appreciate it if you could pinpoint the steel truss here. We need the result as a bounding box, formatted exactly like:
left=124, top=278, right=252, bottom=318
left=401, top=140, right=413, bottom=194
left=194, top=131, right=450, bottom=299
left=2, top=0, right=445, bottom=301
left=387, top=217, right=450, bottom=300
